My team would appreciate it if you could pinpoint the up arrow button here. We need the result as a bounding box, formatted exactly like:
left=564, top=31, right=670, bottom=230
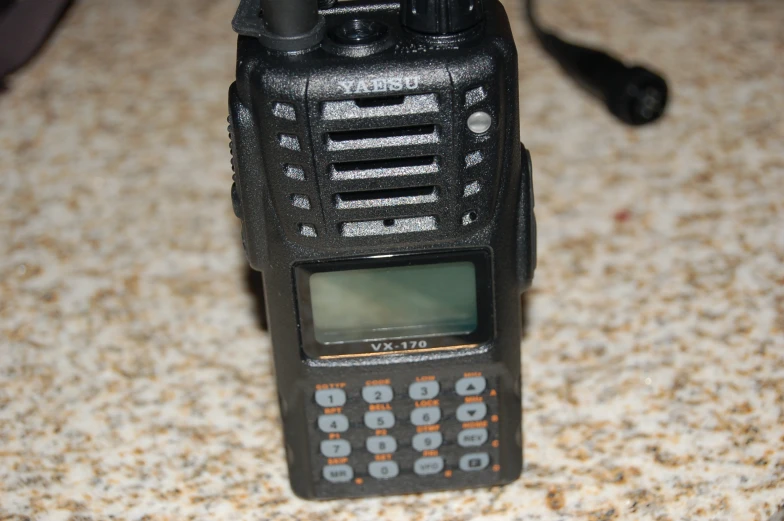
left=455, top=377, right=487, bottom=396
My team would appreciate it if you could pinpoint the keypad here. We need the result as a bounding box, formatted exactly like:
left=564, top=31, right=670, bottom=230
left=364, top=410, right=396, bottom=429
left=315, top=388, right=346, bottom=407
left=318, top=413, right=349, bottom=433
left=366, top=435, right=397, bottom=454
left=408, top=381, right=439, bottom=400
left=410, top=406, right=441, bottom=426
left=312, top=372, right=500, bottom=487
left=321, top=439, right=351, bottom=457
left=412, top=431, right=443, bottom=451
left=362, top=385, right=394, bottom=404
left=368, top=461, right=399, bottom=480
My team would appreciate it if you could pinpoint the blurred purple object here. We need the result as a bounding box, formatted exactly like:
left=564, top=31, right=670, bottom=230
left=0, top=0, right=73, bottom=81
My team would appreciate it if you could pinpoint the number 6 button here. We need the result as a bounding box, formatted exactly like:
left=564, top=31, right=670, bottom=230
left=410, top=407, right=441, bottom=426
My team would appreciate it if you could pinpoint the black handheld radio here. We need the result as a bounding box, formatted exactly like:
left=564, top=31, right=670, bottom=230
left=228, top=0, right=535, bottom=499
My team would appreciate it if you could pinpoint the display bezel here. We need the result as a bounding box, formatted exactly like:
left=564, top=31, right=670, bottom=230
left=294, top=250, right=494, bottom=359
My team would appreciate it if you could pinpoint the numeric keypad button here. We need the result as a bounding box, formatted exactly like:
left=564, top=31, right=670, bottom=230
left=456, top=402, right=487, bottom=422
left=459, top=452, right=490, bottom=472
left=362, top=385, right=393, bottom=404
left=368, top=461, right=399, bottom=480
left=412, top=431, right=443, bottom=451
left=409, top=381, right=440, bottom=400
left=320, top=439, right=351, bottom=457
left=364, top=410, right=395, bottom=429
left=318, top=414, right=349, bottom=433
left=414, top=456, right=444, bottom=475
left=314, top=388, right=346, bottom=407
left=410, top=407, right=441, bottom=426
left=366, top=435, right=397, bottom=454
left=322, top=464, right=353, bottom=483
left=455, top=376, right=486, bottom=396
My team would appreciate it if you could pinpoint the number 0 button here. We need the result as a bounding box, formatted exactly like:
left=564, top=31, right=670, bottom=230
left=364, top=411, right=395, bottom=429
left=368, top=461, right=399, bottom=480
left=410, top=407, right=441, bottom=426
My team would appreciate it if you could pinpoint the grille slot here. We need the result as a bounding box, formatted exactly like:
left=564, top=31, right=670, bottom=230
left=331, top=156, right=438, bottom=180
left=322, top=94, right=439, bottom=120
left=341, top=216, right=438, bottom=237
left=335, top=185, right=438, bottom=209
left=326, top=125, right=439, bottom=151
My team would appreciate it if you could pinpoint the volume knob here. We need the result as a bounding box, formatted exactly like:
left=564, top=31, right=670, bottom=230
left=400, top=0, right=484, bottom=36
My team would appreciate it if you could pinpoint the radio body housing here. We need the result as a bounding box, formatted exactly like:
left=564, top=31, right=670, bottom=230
left=228, top=0, right=535, bottom=500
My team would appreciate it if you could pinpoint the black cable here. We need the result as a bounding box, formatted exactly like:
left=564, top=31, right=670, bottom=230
left=524, top=0, right=669, bottom=126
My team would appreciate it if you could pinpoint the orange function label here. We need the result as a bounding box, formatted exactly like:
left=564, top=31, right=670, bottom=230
left=414, top=399, right=439, bottom=408
left=369, top=403, right=392, bottom=411
left=464, top=396, right=484, bottom=404
left=323, top=407, right=342, bottom=414
left=462, top=420, right=488, bottom=429
left=315, top=382, right=346, bottom=390
left=415, top=375, right=436, bottom=382
left=416, top=424, right=440, bottom=433
left=463, top=371, right=483, bottom=378
left=365, top=378, right=391, bottom=386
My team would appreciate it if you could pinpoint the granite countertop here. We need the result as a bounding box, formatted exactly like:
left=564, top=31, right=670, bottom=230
left=1, top=0, right=782, bottom=519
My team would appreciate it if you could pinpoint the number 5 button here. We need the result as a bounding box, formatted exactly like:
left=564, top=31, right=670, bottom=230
left=364, top=411, right=395, bottom=429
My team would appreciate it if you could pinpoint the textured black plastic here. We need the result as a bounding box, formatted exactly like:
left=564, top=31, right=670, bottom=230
left=228, top=0, right=535, bottom=500
left=400, top=0, right=485, bottom=35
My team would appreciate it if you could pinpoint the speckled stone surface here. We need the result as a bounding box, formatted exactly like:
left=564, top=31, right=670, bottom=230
left=1, top=0, right=782, bottom=519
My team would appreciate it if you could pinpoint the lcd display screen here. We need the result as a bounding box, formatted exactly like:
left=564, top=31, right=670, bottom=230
left=308, top=261, right=478, bottom=344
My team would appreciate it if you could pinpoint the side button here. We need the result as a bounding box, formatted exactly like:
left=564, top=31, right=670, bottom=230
left=230, top=182, right=243, bottom=219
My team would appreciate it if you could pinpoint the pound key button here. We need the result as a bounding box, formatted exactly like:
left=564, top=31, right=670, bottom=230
left=455, top=376, right=487, bottom=396
left=414, top=456, right=444, bottom=476
left=323, top=464, right=354, bottom=483
left=315, top=388, right=347, bottom=408
left=459, top=453, right=490, bottom=472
